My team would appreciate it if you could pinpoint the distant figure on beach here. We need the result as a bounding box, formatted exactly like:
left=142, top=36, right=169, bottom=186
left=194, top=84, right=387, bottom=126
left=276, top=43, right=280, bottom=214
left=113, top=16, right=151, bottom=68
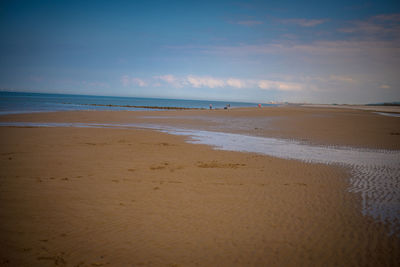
left=258, top=104, right=262, bottom=108
left=209, top=104, right=212, bottom=110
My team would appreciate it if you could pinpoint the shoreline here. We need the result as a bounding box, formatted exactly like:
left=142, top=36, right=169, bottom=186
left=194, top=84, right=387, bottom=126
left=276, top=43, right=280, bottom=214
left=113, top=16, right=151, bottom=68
left=1, top=105, right=399, bottom=149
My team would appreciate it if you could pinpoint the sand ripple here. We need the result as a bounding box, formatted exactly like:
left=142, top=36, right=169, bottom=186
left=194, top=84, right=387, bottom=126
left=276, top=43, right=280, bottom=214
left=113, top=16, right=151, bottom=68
left=164, top=128, right=400, bottom=234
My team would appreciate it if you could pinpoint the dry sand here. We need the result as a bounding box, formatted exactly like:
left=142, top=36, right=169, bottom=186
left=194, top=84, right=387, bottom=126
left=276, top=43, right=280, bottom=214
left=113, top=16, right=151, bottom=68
left=0, top=106, right=399, bottom=266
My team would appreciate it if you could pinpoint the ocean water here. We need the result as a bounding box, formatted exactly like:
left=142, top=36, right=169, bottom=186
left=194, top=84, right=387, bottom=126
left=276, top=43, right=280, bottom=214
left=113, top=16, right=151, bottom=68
left=375, top=112, right=400, bottom=118
left=0, top=91, right=260, bottom=115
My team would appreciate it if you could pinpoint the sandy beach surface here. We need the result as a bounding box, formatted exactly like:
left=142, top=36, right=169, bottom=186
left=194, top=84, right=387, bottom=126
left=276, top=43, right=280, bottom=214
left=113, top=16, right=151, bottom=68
left=301, top=104, right=400, bottom=114
left=0, top=106, right=399, bottom=266
left=1, top=105, right=399, bottom=149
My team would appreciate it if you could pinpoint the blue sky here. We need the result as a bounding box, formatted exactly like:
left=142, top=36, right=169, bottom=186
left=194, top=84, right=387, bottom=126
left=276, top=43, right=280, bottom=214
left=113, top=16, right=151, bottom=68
left=0, top=0, right=399, bottom=103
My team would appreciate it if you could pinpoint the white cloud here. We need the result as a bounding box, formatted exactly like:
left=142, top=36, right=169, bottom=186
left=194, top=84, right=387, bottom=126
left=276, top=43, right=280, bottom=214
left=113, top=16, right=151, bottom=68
left=279, top=18, right=327, bottom=27
left=156, top=74, right=176, bottom=83
left=154, top=74, right=184, bottom=88
left=258, top=80, right=303, bottom=91
left=155, top=75, right=249, bottom=89
left=122, top=74, right=308, bottom=92
left=132, top=78, right=147, bottom=87
left=186, top=75, right=225, bottom=88
left=120, top=75, right=147, bottom=87
left=153, top=82, right=162, bottom=87
left=226, top=78, right=247, bottom=88
left=338, top=20, right=399, bottom=36
left=338, top=13, right=400, bottom=37
left=373, top=14, right=400, bottom=22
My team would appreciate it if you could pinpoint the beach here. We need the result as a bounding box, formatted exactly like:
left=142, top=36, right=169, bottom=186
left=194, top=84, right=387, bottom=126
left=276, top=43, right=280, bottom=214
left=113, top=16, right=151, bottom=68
left=0, top=106, right=399, bottom=266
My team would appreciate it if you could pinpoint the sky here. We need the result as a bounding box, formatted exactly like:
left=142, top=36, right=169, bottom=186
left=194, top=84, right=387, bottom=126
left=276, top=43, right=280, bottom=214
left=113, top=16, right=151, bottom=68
left=0, top=0, right=399, bottom=104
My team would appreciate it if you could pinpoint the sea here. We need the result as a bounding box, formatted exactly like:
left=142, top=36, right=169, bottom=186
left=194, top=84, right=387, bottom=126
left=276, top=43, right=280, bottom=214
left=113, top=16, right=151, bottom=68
left=0, top=91, right=261, bottom=115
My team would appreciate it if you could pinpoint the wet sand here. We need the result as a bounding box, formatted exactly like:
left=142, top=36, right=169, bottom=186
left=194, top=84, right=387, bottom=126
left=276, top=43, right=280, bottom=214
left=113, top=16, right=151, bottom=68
left=301, top=104, right=400, bottom=114
left=2, top=105, right=399, bottom=149
left=0, top=107, right=399, bottom=266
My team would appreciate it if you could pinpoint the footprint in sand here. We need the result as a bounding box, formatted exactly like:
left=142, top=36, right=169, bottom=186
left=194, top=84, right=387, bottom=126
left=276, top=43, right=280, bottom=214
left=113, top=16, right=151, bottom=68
left=149, top=162, right=169, bottom=170
left=150, top=165, right=166, bottom=170
left=149, top=162, right=184, bottom=172
left=283, top=183, right=307, bottom=187
left=157, top=142, right=176, bottom=147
